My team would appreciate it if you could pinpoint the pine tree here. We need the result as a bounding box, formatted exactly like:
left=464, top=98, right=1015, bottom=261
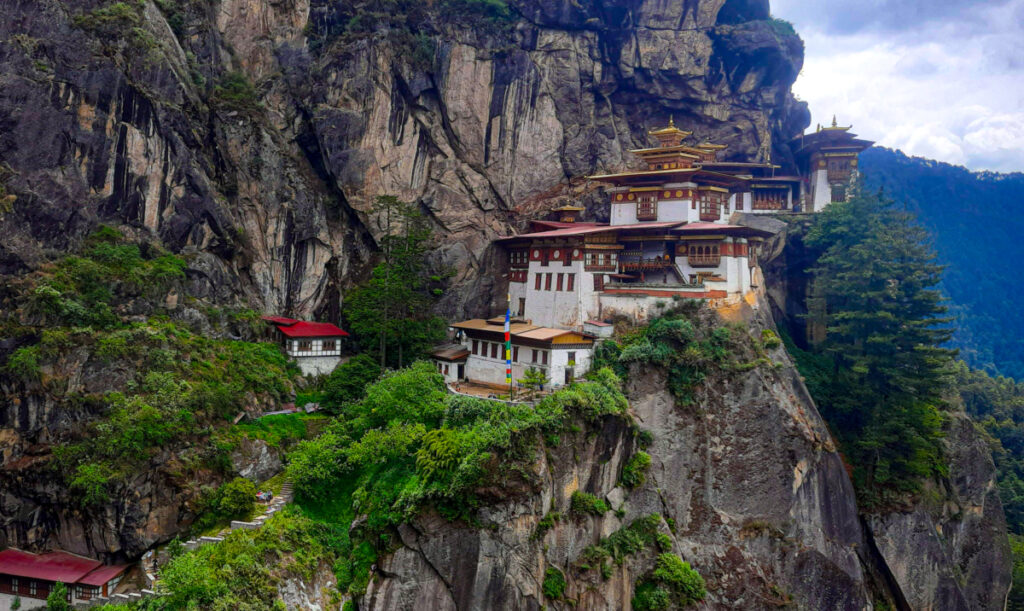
left=345, top=196, right=447, bottom=369
left=804, top=190, right=956, bottom=505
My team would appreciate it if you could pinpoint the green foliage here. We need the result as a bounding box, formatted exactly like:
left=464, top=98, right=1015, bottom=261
left=633, top=581, right=671, bottom=611
left=10, top=594, right=21, bottom=610
left=4, top=345, right=41, bottom=381
left=344, top=197, right=447, bottom=368
left=592, top=308, right=749, bottom=404
left=286, top=363, right=629, bottom=596
left=519, top=366, right=548, bottom=396
left=860, top=147, right=1024, bottom=380
left=322, top=354, right=382, bottom=411
left=542, top=566, right=566, bottom=600
left=49, top=323, right=297, bottom=504
left=800, top=190, right=953, bottom=507
left=213, top=72, right=260, bottom=110
left=46, top=582, right=70, bottom=611
left=766, top=17, right=797, bottom=38
left=761, top=328, right=782, bottom=349
left=570, top=491, right=609, bottom=517
left=621, top=451, right=651, bottom=488
left=533, top=511, right=562, bottom=540
left=579, top=515, right=663, bottom=569
left=218, top=477, right=257, bottom=520
left=157, top=509, right=338, bottom=609
left=656, top=533, right=673, bottom=552
left=71, top=1, right=156, bottom=55
left=651, top=554, right=706, bottom=604
left=233, top=414, right=312, bottom=449
left=1009, top=534, right=1024, bottom=610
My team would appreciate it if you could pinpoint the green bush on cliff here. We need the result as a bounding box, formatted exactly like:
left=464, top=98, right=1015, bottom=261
left=621, top=451, right=652, bottom=488
left=570, top=491, right=609, bottom=517
left=286, top=361, right=630, bottom=596
left=542, top=566, right=567, bottom=599
left=592, top=307, right=749, bottom=404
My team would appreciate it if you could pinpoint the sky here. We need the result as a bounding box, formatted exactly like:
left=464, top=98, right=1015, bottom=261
left=770, top=0, right=1024, bottom=172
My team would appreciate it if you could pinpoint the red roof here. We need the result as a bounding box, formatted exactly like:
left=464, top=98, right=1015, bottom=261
left=497, top=221, right=686, bottom=241
left=261, top=316, right=299, bottom=326
left=274, top=321, right=349, bottom=338
left=78, top=563, right=129, bottom=586
left=0, top=549, right=101, bottom=583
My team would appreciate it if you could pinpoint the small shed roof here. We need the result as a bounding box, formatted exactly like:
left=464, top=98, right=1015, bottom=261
left=261, top=315, right=299, bottom=326
left=274, top=321, right=350, bottom=338
left=0, top=549, right=101, bottom=583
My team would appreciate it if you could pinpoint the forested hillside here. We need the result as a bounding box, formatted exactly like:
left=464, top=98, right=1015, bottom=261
left=859, top=147, right=1024, bottom=379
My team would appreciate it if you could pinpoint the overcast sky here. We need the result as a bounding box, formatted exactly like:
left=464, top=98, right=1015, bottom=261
left=770, top=0, right=1024, bottom=172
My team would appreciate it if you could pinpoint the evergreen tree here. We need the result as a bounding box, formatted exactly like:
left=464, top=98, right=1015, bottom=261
left=345, top=196, right=447, bottom=369
left=46, top=582, right=70, bottom=611
left=804, top=190, right=956, bottom=505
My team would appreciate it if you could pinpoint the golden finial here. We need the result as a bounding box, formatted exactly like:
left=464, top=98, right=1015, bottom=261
left=816, top=123, right=821, bottom=132
left=831, top=115, right=838, bottom=128
left=668, top=115, right=675, bottom=127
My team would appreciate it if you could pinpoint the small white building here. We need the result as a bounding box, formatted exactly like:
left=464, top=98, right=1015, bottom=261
left=262, top=316, right=349, bottom=376
left=434, top=318, right=596, bottom=390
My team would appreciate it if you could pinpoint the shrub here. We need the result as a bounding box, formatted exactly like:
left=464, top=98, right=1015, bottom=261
left=656, top=533, right=673, bottom=552
left=5, top=345, right=41, bottom=381
left=542, top=567, right=566, bottom=599
left=621, top=451, right=651, bottom=488
left=633, top=581, right=671, bottom=611
left=322, top=354, right=381, bottom=410
left=218, top=477, right=257, bottom=520
left=70, top=463, right=114, bottom=506
left=213, top=72, right=260, bottom=110
left=761, top=328, right=782, bottom=349
left=652, top=553, right=706, bottom=605
left=570, top=491, right=609, bottom=517
left=533, top=511, right=561, bottom=540
left=46, top=582, right=71, bottom=611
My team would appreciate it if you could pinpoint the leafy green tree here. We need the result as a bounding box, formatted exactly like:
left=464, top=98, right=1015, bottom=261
left=218, top=477, right=257, bottom=520
left=322, top=354, right=382, bottom=411
left=46, top=582, right=70, bottom=611
left=519, top=366, right=548, bottom=397
left=345, top=196, right=446, bottom=369
left=803, top=190, right=956, bottom=505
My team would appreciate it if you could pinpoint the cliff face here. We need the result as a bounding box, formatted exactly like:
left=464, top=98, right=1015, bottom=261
left=361, top=295, right=1012, bottom=610
left=0, top=0, right=806, bottom=320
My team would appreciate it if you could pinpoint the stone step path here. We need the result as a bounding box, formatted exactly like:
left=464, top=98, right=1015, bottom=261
left=118, top=479, right=295, bottom=604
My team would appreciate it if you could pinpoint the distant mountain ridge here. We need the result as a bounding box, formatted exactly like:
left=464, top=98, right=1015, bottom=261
left=859, top=147, right=1024, bottom=379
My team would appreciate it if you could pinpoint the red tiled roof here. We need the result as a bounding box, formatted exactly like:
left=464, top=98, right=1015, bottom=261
left=274, top=321, right=349, bottom=338
left=497, top=221, right=686, bottom=241
left=78, top=563, right=129, bottom=586
left=261, top=316, right=299, bottom=326
left=0, top=549, right=101, bottom=583
left=673, top=222, right=774, bottom=237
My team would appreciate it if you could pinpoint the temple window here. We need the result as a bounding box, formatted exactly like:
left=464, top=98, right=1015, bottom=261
left=472, top=340, right=479, bottom=354
left=567, top=273, right=575, bottom=291
left=298, top=340, right=312, bottom=351
left=594, top=274, right=605, bottom=291
left=687, top=243, right=721, bottom=267
left=322, top=340, right=335, bottom=352
left=637, top=193, right=658, bottom=220
left=831, top=184, right=847, bottom=202
left=534, top=274, right=542, bottom=290
left=545, top=273, right=553, bottom=291
left=584, top=251, right=617, bottom=271
left=698, top=192, right=721, bottom=221
left=556, top=273, right=564, bottom=291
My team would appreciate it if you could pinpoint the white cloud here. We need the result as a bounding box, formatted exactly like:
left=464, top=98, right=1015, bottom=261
left=772, top=0, right=1024, bottom=171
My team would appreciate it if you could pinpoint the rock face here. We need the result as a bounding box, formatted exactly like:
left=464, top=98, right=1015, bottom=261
left=361, top=295, right=1012, bottom=609
left=0, top=0, right=806, bottom=320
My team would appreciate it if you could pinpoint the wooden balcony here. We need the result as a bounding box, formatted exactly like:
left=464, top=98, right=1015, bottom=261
left=584, top=263, right=617, bottom=272
left=687, top=255, right=720, bottom=267
left=620, top=259, right=675, bottom=272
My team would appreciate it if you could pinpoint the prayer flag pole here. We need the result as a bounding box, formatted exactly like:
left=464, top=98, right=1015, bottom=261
left=505, top=293, right=513, bottom=400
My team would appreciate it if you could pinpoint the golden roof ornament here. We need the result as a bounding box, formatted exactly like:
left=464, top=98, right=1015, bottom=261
left=648, top=115, right=691, bottom=147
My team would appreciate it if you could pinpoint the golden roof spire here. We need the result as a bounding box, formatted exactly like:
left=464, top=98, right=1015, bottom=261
left=832, top=115, right=838, bottom=128
left=648, top=117, right=691, bottom=148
